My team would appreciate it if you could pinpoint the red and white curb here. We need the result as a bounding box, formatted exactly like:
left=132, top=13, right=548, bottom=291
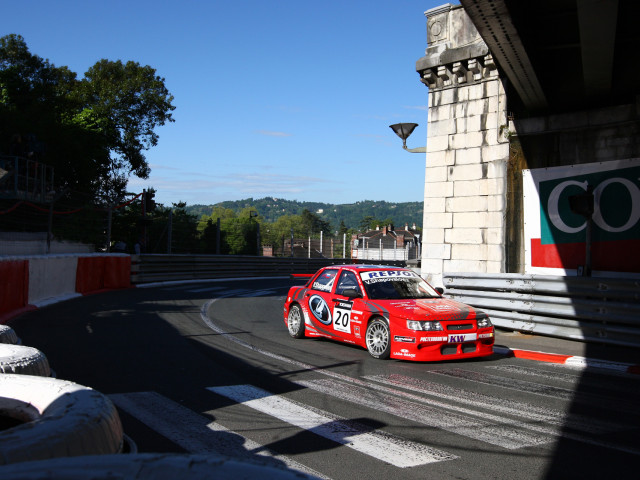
left=494, top=345, right=640, bottom=375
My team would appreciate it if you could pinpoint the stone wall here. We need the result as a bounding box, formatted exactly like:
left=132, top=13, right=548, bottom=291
left=416, top=4, right=510, bottom=286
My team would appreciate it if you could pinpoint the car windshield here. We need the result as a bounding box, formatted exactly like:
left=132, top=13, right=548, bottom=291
left=360, top=270, right=440, bottom=300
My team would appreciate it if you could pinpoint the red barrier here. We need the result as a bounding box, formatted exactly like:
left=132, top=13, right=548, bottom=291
left=76, top=256, right=131, bottom=294
left=0, top=260, right=29, bottom=319
left=104, top=256, right=131, bottom=289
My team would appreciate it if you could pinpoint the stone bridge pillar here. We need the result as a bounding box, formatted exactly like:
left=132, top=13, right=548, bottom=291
left=416, top=3, right=510, bottom=287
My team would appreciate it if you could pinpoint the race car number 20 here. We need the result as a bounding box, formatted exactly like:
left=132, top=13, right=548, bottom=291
left=333, top=302, right=352, bottom=333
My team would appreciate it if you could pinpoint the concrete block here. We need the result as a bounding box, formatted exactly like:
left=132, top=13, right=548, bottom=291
left=452, top=244, right=488, bottom=261
left=468, top=83, right=485, bottom=100
left=444, top=259, right=487, bottom=273
left=488, top=194, right=505, bottom=212
left=453, top=211, right=488, bottom=228
left=486, top=261, right=503, bottom=273
left=487, top=160, right=507, bottom=179
left=446, top=196, right=488, bottom=212
left=487, top=211, right=504, bottom=228
left=481, top=144, right=509, bottom=162
left=424, top=197, right=446, bottom=212
left=424, top=181, right=454, bottom=198
left=467, top=98, right=488, bottom=116
left=445, top=228, right=484, bottom=244
left=448, top=163, right=484, bottom=181
left=424, top=243, right=451, bottom=260
left=486, top=227, right=504, bottom=244
left=426, top=134, right=449, bottom=152
left=423, top=228, right=445, bottom=244
left=451, top=131, right=483, bottom=149
left=426, top=150, right=455, bottom=167
left=429, top=118, right=456, bottom=137
left=423, top=212, right=453, bottom=228
left=424, top=166, right=448, bottom=182
left=487, top=244, right=504, bottom=262
left=454, top=179, right=490, bottom=196
left=428, top=103, right=452, bottom=121
left=456, top=147, right=483, bottom=165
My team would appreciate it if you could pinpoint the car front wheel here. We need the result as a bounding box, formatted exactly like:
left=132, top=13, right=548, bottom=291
left=365, top=318, right=391, bottom=359
left=287, top=304, right=305, bottom=339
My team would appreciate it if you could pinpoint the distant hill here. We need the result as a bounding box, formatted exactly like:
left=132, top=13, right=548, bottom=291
left=185, top=197, right=423, bottom=231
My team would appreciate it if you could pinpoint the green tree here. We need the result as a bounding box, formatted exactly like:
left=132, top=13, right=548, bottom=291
left=0, top=34, right=175, bottom=204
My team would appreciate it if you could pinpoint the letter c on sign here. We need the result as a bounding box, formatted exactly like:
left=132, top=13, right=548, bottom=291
left=548, top=180, right=587, bottom=233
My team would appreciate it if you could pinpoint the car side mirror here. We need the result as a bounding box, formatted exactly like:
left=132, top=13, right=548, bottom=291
left=341, top=288, right=363, bottom=299
left=436, top=287, right=444, bottom=295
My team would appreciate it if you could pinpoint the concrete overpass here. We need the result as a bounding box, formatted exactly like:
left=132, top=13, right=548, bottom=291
left=414, top=1, right=640, bottom=286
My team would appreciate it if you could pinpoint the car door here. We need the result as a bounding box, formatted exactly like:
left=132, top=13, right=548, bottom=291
left=306, top=268, right=340, bottom=336
left=329, top=270, right=365, bottom=342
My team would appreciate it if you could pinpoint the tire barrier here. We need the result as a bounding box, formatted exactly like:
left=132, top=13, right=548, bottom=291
left=0, top=325, right=20, bottom=344
left=0, top=374, right=124, bottom=465
left=0, top=453, right=320, bottom=480
left=0, top=345, right=50, bottom=376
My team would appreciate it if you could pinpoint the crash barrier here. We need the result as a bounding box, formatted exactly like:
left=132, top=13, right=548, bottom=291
left=443, top=272, right=640, bottom=348
left=131, top=254, right=406, bottom=284
left=0, top=254, right=131, bottom=323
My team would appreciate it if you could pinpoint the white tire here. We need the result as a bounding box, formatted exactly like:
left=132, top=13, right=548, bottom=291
left=0, top=374, right=123, bottom=465
left=0, top=344, right=50, bottom=377
left=0, top=325, right=20, bottom=345
left=0, top=453, right=319, bottom=479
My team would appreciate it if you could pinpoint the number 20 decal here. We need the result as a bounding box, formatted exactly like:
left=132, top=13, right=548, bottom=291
left=333, top=306, right=351, bottom=333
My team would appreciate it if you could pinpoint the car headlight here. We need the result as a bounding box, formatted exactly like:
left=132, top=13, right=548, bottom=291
left=406, top=320, right=443, bottom=331
left=477, top=315, right=492, bottom=328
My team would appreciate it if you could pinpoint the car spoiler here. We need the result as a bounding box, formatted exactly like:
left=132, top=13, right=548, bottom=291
left=290, top=273, right=313, bottom=279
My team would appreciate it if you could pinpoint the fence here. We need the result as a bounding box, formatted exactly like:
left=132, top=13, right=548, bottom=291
left=130, top=255, right=405, bottom=284
left=442, top=272, right=640, bottom=348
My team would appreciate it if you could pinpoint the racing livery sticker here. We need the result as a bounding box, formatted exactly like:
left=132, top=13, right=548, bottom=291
left=308, top=295, right=332, bottom=325
left=448, top=333, right=477, bottom=343
left=394, top=336, right=416, bottom=343
left=360, top=270, right=420, bottom=284
left=333, top=301, right=352, bottom=333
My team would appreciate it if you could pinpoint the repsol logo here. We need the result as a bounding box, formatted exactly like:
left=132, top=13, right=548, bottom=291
left=540, top=166, right=640, bottom=244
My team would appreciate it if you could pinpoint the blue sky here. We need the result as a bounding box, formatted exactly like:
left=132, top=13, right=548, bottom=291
left=3, top=0, right=445, bottom=207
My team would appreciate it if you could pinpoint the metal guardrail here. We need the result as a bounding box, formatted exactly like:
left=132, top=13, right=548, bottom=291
left=131, top=254, right=405, bottom=284
left=443, top=272, right=640, bottom=348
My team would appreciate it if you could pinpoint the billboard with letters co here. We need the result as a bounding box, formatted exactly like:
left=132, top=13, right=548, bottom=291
left=523, top=159, right=640, bottom=276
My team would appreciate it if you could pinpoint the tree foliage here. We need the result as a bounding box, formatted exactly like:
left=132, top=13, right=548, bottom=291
left=0, top=34, right=175, bottom=204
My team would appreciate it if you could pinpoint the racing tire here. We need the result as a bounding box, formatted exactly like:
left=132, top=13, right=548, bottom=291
left=287, top=304, right=305, bottom=339
left=0, top=325, right=20, bottom=345
left=365, top=318, right=391, bottom=359
left=0, top=344, right=51, bottom=376
left=0, top=374, right=124, bottom=465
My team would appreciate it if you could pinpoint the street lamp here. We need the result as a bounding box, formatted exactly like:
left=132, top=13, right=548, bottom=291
left=389, top=123, right=426, bottom=153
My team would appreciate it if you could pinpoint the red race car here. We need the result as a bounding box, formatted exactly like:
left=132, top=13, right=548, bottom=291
left=283, top=265, right=494, bottom=361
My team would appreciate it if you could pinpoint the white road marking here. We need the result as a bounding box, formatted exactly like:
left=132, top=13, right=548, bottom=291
left=110, top=391, right=328, bottom=479
left=207, top=384, right=457, bottom=468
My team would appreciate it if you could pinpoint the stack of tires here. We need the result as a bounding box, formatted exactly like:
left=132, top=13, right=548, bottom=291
left=0, top=324, right=317, bottom=479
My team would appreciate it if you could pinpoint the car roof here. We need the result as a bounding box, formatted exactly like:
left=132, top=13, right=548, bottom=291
left=324, top=264, right=408, bottom=272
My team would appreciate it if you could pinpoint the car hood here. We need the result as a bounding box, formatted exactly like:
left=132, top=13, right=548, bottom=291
left=367, top=297, right=483, bottom=321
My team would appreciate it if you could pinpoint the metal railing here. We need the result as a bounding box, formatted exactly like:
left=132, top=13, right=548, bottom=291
left=442, top=272, right=640, bottom=348
left=131, top=254, right=405, bottom=284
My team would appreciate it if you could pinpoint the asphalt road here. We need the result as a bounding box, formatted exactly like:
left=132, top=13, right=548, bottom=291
left=10, top=278, right=640, bottom=479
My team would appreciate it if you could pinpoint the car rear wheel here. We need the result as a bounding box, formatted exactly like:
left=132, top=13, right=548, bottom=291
left=365, top=318, right=390, bottom=359
left=287, top=304, right=305, bottom=339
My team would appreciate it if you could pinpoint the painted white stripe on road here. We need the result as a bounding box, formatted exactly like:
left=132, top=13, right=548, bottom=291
left=110, top=392, right=327, bottom=479
left=207, top=384, right=456, bottom=468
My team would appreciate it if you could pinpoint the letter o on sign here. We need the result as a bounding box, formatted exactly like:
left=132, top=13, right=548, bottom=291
left=592, top=178, right=640, bottom=232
